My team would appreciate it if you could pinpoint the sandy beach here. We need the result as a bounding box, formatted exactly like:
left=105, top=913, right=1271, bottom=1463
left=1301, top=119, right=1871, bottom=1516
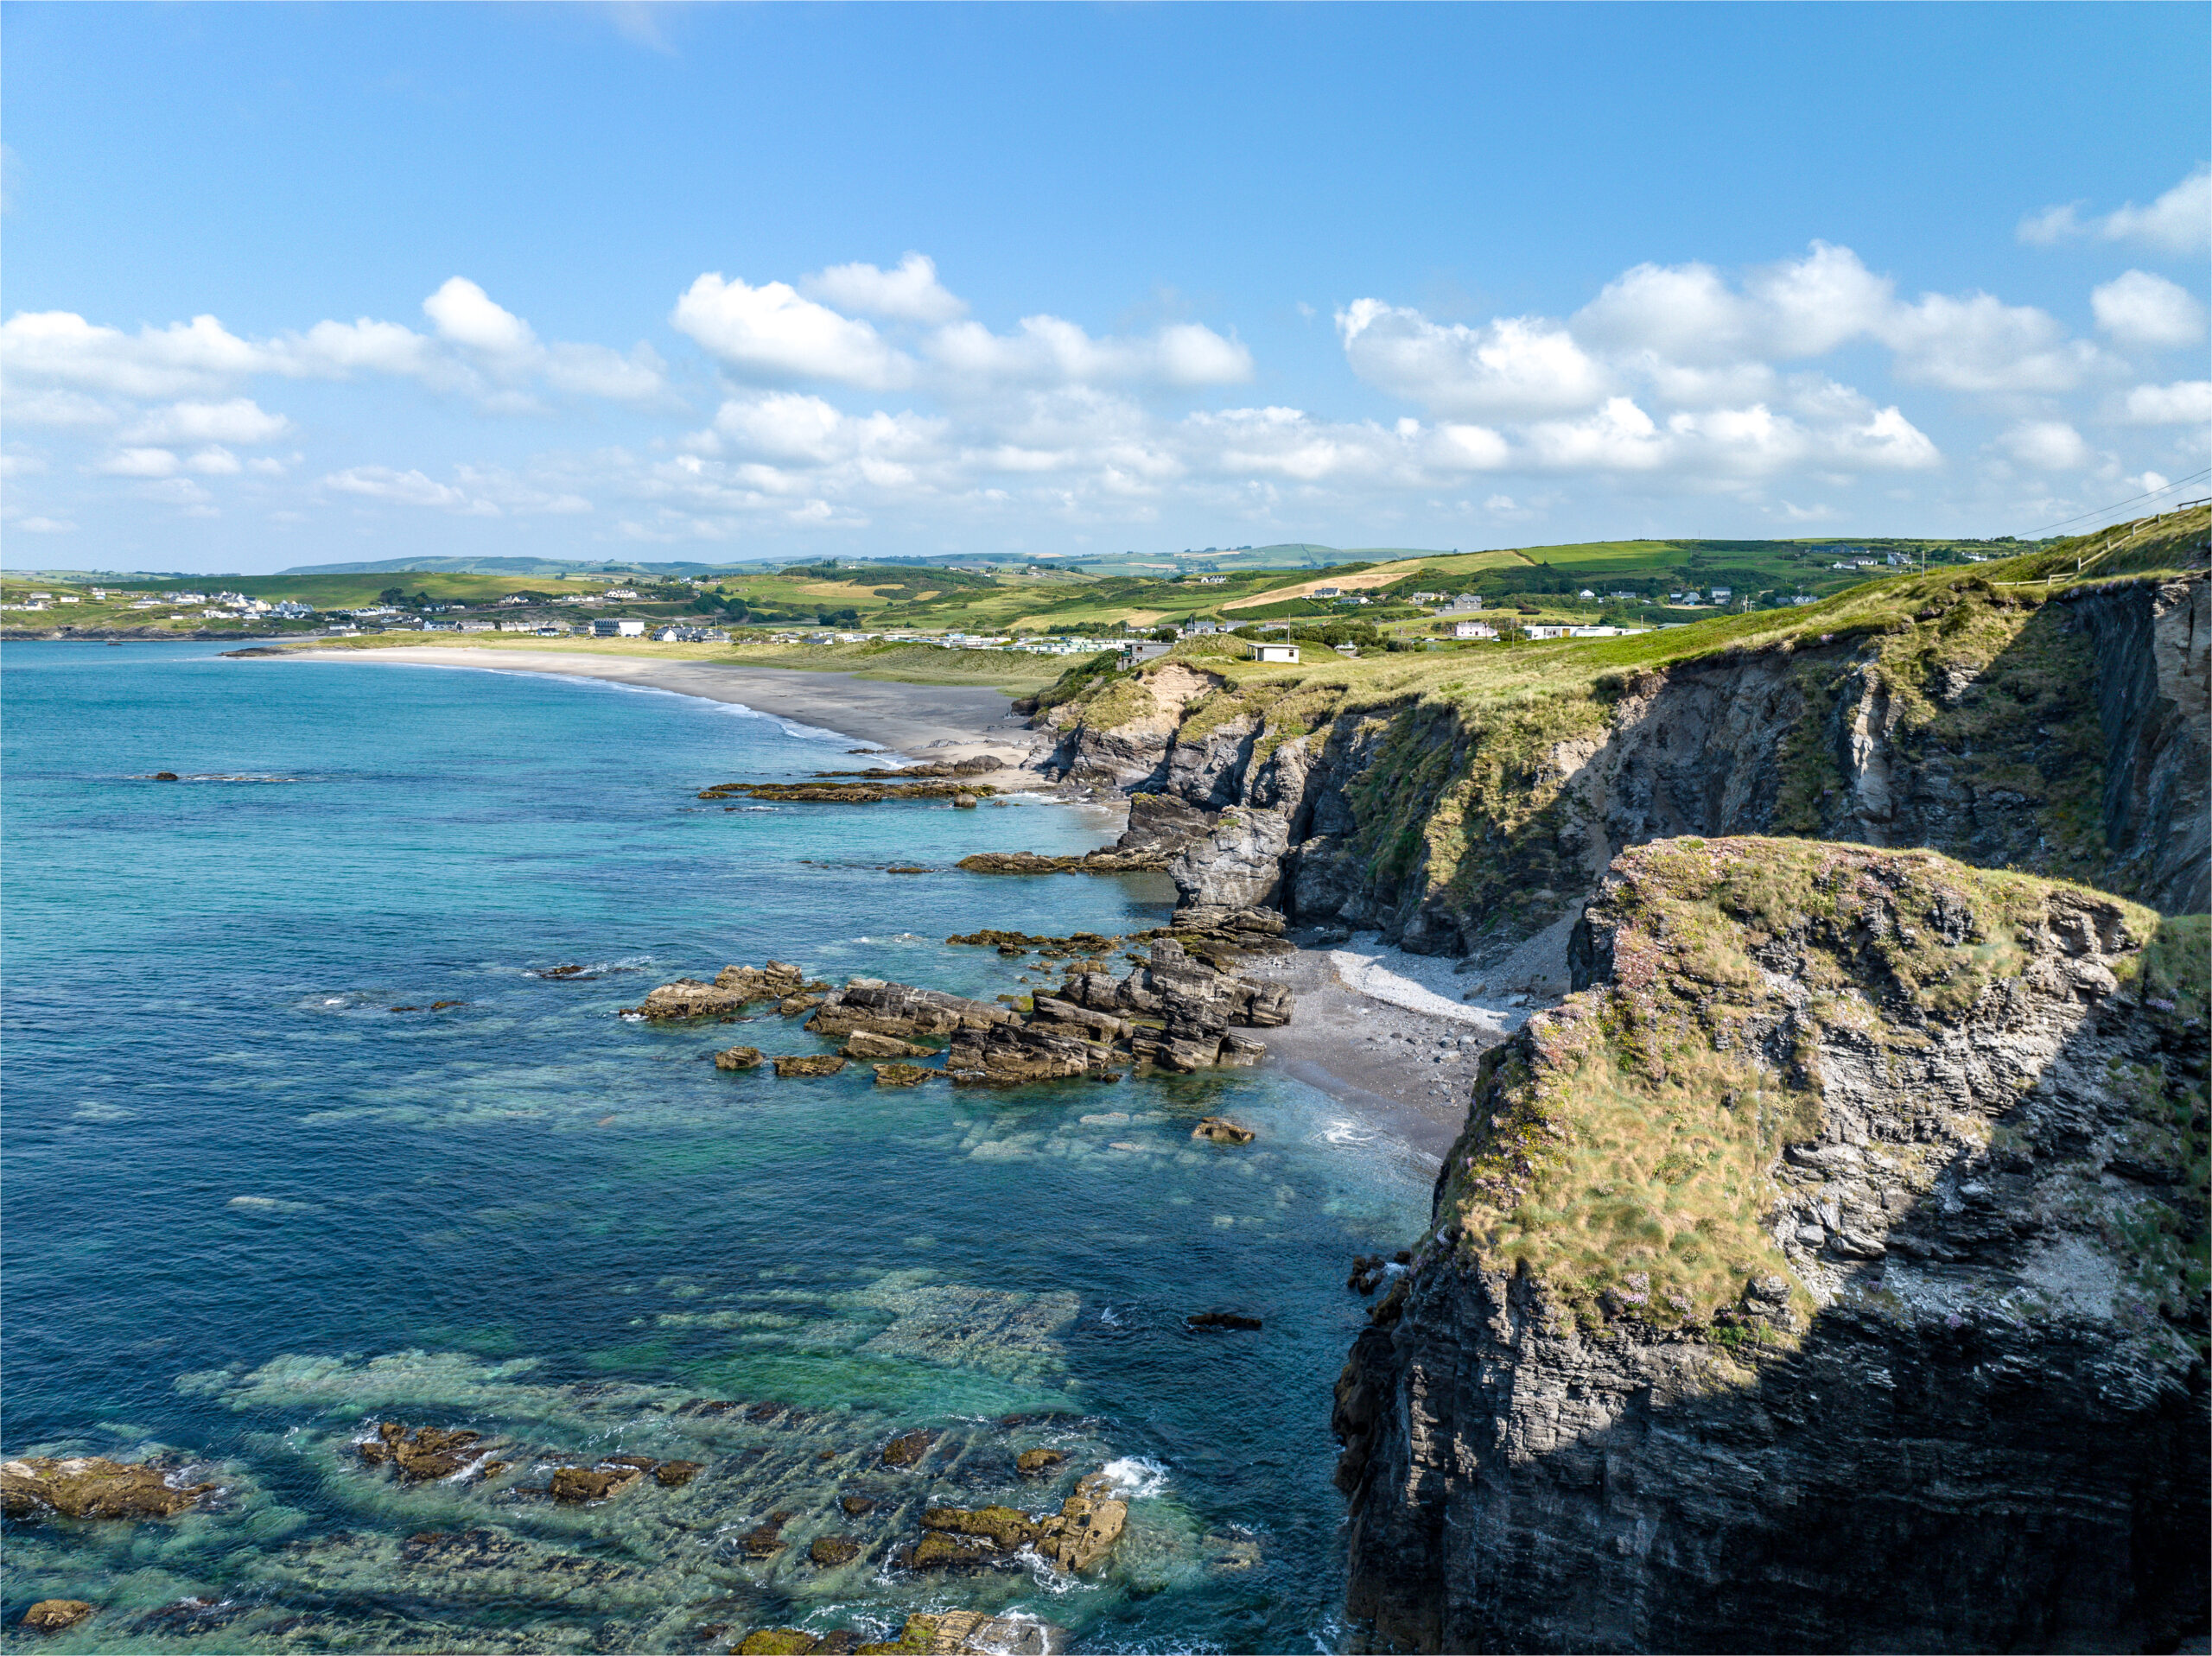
left=255, top=646, right=1053, bottom=769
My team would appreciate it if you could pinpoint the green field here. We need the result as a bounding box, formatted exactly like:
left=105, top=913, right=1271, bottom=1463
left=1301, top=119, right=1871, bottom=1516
left=0, top=527, right=2139, bottom=644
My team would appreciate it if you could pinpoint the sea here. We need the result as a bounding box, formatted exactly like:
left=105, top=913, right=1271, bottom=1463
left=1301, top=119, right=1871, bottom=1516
left=2, top=644, right=1435, bottom=1653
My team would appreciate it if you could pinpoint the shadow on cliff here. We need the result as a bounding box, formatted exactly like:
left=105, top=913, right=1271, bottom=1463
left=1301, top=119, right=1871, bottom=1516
left=1335, top=994, right=2210, bottom=1654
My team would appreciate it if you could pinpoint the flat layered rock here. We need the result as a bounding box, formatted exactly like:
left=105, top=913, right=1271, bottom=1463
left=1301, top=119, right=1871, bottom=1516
left=714, top=1045, right=765, bottom=1070
left=772, top=1054, right=847, bottom=1078
left=2, top=1456, right=217, bottom=1520
left=21, top=1602, right=95, bottom=1634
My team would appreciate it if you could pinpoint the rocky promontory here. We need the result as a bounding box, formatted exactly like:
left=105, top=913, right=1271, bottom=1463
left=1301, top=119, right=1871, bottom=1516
left=1332, top=837, right=2209, bottom=1653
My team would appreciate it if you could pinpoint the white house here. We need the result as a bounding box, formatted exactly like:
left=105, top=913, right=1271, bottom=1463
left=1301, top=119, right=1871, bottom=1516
left=1453, top=620, right=1497, bottom=640
left=1312, top=586, right=1340, bottom=598
left=1710, top=587, right=1732, bottom=601
left=1186, top=619, right=1221, bottom=634
left=1254, top=643, right=1300, bottom=663
left=593, top=618, right=647, bottom=638
left=271, top=600, right=314, bottom=619
left=1579, top=588, right=1596, bottom=600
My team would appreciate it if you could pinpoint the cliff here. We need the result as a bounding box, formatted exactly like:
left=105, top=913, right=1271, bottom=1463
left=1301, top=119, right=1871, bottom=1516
left=1035, top=563, right=2209, bottom=955
left=1329, top=838, right=2209, bottom=1652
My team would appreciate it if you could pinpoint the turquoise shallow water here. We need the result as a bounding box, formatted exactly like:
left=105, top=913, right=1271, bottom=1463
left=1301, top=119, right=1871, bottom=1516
left=2, top=644, right=1432, bottom=1653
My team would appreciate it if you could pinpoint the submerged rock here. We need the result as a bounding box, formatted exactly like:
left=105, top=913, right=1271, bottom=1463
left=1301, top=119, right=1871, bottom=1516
left=713, top=1045, right=765, bottom=1071
left=652, top=1459, right=702, bottom=1488
left=738, top=1511, right=793, bottom=1558
left=880, top=1429, right=938, bottom=1469
left=1015, top=1449, right=1066, bottom=1478
left=739, top=1631, right=822, bottom=1655
left=1191, top=1116, right=1255, bottom=1144
left=2, top=1456, right=217, bottom=1520
left=857, top=1612, right=1064, bottom=1656
left=772, top=1055, right=847, bottom=1078
left=839, top=1493, right=879, bottom=1515
left=549, top=1464, right=642, bottom=1503
left=1187, top=1311, right=1263, bottom=1330
left=809, top=1534, right=861, bottom=1567
left=20, top=1602, right=95, bottom=1634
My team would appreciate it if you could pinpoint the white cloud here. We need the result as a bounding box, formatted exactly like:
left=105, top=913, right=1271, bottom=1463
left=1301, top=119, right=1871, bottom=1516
left=671, top=273, right=912, bottom=390
left=2091, top=270, right=2205, bottom=348
left=1572, top=243, right=1893, bottom=364
left=1877, top=291, right=2103, bottom=392
left=1999, top=420, right=2089, bottom=470
left=322, top=466, right=469, bottom=508
left=2120, top=380, right=2212, bottom=425
left=1, top=310, right=267, bottom=397
left=1338, top=302, right=1607, bottom=417
left=6, top=388, right=118, bottom=427
left=930, top=315, right=1251, bottom=387
left=803, top=253, right=967, bottom=324
left=187, top=446, right=242, bottom=475
left=135, top=476, right=213, bottom=507
left=2, top=290, right=660, bottom=411
left=122, top=397, right=292, bottom=445
left=2020, top=165, right=2210, bottom=254
left=423, top=276, right=536, bottom=353
left=16, top=515, right=77, bottom=531
left=98, top=446, right=181, bottom=477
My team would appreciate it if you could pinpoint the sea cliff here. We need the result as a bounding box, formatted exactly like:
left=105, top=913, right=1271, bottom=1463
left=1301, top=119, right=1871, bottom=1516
left=1329, top=839, right=2207, bottom=1651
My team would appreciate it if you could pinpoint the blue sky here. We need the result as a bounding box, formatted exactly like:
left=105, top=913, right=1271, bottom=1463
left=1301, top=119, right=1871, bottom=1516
left=3, top=3, right=2205, bottom=573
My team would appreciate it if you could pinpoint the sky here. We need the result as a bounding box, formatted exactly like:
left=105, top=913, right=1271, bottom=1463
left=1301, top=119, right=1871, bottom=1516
left=2, top=3, right=2206, bottom=574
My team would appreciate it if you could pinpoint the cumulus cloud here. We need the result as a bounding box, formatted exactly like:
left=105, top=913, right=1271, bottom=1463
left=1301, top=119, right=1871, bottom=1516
left=323, top=466, right=470, bottom=509
left=802, top=253, right=967, bottom=324
left=122, top=397, right=291, bottom=445
left=2091, top=270, right=2205, bottom=348
left=1338, top=303, right=1607, bottom=417
left=1999, top=420, right=2090, bottom=470
left=671, top=273, right=913, bottom=390
left=2019, top=165, right=2211, bottom=254
left=2120, top=380, right=2212, bottom=425
left=1876, top=291, right=2104, bottom=393
left=98, top=446, right=182, bottom=477
left=931, top=314, right=1251, bottom=388
left=1, top=285, right=662, bottom=413
left=423, top=276, right=536, bottom=353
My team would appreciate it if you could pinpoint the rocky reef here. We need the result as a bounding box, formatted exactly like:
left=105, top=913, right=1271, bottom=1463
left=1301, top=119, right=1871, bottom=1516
left=1331, top=838, right=2209, bottom=1652
left=632, top=930, right=1295, bottom=1083
left=3, top=1456, right=218, bottom=1520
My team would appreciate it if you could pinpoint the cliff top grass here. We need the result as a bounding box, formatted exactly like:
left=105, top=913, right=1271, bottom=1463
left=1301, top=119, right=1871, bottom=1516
left=1428, top=836, right=2186, bottom=1341
left=1068, top=502, right=2209, bottom=726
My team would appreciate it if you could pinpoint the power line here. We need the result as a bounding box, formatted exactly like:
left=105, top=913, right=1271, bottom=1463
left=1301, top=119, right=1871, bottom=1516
left=2028, top=468, right=2211, bottom=538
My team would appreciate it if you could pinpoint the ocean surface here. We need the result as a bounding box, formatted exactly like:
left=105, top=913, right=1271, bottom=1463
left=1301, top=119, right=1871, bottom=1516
left=2, top=644, right=1434, bottom=1653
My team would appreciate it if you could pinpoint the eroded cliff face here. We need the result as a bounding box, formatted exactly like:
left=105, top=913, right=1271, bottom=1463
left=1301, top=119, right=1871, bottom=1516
left=1331, top=838, right=2209, bottom=1653
left=1039, top=574, right=2209, bottom=953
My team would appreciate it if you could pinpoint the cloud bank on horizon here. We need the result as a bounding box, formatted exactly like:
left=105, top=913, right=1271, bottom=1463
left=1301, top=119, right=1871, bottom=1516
left=1, top=13, right=2204, bottom=568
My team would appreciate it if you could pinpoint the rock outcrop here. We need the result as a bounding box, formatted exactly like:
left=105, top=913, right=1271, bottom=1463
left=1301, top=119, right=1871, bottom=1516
left=1029, top=568, right=2210, bottom=956
left=21, top=1602, right=95, bottom=1634
left=1332, top=838, right=2209, bottom=1653
left=2, top=1456, right=218, bottom=1520
left=630, top=961, right=817, bottom=1021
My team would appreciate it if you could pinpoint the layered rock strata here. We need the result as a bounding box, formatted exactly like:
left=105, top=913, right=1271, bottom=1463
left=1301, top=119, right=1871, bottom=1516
left=1029, top=571, right=2209, bottom=955
left=1332, top=838, right=2209, bottom=1653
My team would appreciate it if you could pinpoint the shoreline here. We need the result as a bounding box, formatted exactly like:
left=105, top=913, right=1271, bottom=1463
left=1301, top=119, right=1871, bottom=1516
left=253, top=645, right=1052, bottom=767
left=247, top=644, right=1503, bottom=1158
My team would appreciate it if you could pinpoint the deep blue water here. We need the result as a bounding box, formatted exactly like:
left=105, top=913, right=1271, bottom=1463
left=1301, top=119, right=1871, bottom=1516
left=2, top=644, right=1431, bottom=1653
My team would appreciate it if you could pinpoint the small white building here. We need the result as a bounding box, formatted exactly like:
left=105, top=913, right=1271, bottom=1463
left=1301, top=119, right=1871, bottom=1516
left=1185, top=619, right=1221, bottom=634
left=1453, top=620, right=1497, bottom=640
left=593, top=618, right=648, bottom=638
left=1254, top=643, right=1300, bottom=663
